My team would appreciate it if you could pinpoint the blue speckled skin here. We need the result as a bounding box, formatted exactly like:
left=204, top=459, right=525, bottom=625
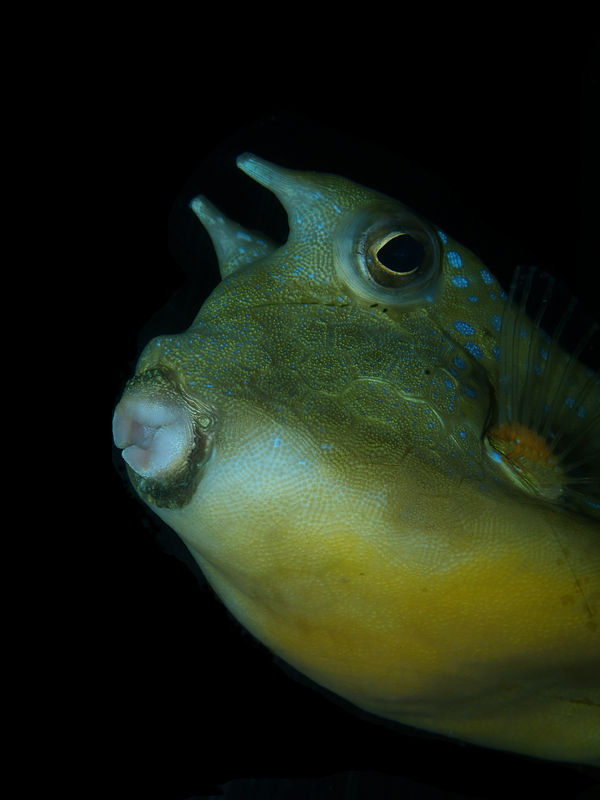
left=115, top=150, right=599, bottom=768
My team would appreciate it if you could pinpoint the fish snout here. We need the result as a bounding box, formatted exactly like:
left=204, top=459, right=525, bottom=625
left=113, top=368, right=217, bottom=508
left=113, top=394, right=194, bottom=478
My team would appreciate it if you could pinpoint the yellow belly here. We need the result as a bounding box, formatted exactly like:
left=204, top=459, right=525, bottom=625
left=153, top=408, right=600, bottom=766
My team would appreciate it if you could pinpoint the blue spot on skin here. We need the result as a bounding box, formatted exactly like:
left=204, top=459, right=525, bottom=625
left=445, top=378, right=454, bottom=390
left=454, top=321, right=475, bottom=336
left=464, top=385, right=478, bottom=398
left=464, top=342, right=483, bottom=359
left=438, top=230, right=448, bottom=243
left=481, top=269, right=494, bottom=285
left=452, top=276, right=470, bottom=287
left=453, top=356, right=467, bottom=370
left=468, top=296, right=479, bottom=303
left=459, top=430, right=467, bottom=439
left=492, top=314, right=502, bottom=331
left=447, top=251, right=463, bottom=268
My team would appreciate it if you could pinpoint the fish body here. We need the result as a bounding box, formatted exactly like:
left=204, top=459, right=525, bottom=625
left=113, top=154, right=600, bottom=765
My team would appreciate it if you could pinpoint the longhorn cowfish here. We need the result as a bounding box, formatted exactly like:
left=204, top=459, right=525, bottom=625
left=113, top=154, right=600, bottom=765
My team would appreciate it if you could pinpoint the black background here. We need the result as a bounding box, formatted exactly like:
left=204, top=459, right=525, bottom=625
left=110, top=41, right=599, bottom=800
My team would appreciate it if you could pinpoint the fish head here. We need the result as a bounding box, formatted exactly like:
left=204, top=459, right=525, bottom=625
left=113, top=154, right=600, bottom=766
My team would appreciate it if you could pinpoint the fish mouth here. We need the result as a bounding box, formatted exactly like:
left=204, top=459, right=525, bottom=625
left=113, top=367, right=218, bottom=509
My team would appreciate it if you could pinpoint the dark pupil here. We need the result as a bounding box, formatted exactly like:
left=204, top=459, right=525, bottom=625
left=378, top=235, right=425, bottom=274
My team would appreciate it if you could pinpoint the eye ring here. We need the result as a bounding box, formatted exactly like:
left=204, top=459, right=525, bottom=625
left=334, top=200, right=444, bottom=312
left=366, top=231, right=427, bottom=288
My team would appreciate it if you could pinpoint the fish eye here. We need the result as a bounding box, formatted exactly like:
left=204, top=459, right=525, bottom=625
left=367, top=233, right=427, bottom=288
left=333, top=200, right=444, bottom=312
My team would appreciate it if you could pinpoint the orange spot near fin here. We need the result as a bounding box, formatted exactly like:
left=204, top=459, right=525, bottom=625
left=487, top=422, right=564, bottom=501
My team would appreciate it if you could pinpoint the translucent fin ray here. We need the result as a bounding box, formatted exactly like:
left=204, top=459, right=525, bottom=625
left=487, top=265, right=600, bottom=519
